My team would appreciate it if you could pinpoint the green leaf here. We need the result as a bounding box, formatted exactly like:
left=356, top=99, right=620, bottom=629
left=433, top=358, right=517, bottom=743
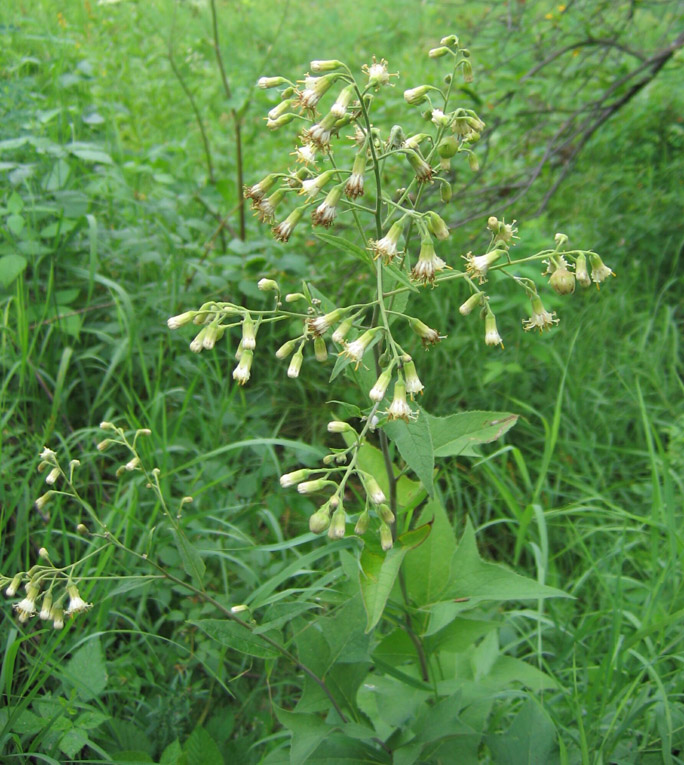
left=0, top=254, right=27, bottom=287
left=111, top=752, right=155, bottom=764
left=67, top=142, right=113, bottom=164
left=360, top=525, right=431, bottom=632
left=488, top=656, right=558, bottom=691
left=42, top=158, right=71, bottom=191
left=315, top=231, right=371, bottom=265
left=62, top=638, right=108, bottom=701
left=7, top=213, right=24, bottom=235
left=403, top=498, right=454, bottom=606
left=191, top=618, right=283, bottom=659
left=443, top=520, right=569, bottom=604
left=384, top=408, right=434, bottom=495
left=160, top=739, right=185, bottom=765
left=427, top=410, right=519, bottom=457
left=171, top=528, right=205, bottom=587
left=59, top=727, right=89, bottom=759
left=486, top=699, right=557, bottom=765
left=276, top=707, right=335, bottom=765
left=184, top=726, right=223, bottom=765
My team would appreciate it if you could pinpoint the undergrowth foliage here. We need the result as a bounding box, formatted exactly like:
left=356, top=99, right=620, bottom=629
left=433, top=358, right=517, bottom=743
left=2, top=33, right=623, bottom=764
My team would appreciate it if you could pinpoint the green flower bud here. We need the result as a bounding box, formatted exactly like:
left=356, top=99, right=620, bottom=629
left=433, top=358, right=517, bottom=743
left=426, top=211, right=450, bottom=240
left=549, top=268, right=576, bottom=295
left=429, top=46, right=450, bottom=58
left=328, top=505, right=346, bottom=539
left=354, top=510, right=370, bottom=535
left=379, top=521, right=393, bottom=551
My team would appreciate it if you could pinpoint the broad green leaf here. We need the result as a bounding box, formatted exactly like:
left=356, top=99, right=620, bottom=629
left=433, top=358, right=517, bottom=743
left=41, top=158, right=71, bottom=191
left=411, top=692, right=477, bottom=745
left=67, top=142, right=113, bottom=164
left=160, top=739, right=184, bottom=765
left=315, top=231, right=371, bottom=265
left=7, top=213, right=24, bottom=235
left=425, top=617, right=499, bottom=654
left=171, top=528, right=205, bottom=587
left=443, top=520, right=569, bottom=604
left=110, top=752, right=155, bottom=764
left=427, top=410, right=519, bottom=457
left=486, top=699, right=556, bottom=765
left=59, top=727, right=89, bottom=759
left=0, top=254, right=27, bottom=287
left=191, top=618, right=282, bottom=659
left=488, top=656, right=558, bottom=691
left=276, top=707, right=335, bottom=765
left=360, top=525, right=431, bottom=632
left=184, top=726, right=223, bottom=765
left=383, top=408, right=434, bottom=495
left=62, top=638, right=107, bottom=702
left=403, top=498, right=454, bottom=606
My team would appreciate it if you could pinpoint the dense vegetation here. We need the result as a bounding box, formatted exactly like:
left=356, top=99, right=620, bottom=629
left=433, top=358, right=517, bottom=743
left=1, top=1, right=682, bottom=762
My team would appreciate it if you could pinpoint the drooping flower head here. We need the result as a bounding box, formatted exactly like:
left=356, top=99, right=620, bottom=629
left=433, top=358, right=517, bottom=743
left=484, top=314, right=504, bottom=348
left=463, top=249, right=504, bottom=284
left=340, top=328, right=382, bottom=369
left=311, top=185, right=344, bottom=228
left=522, top=295, right=559, bottom=333
left=369, top=220, right=405, bottom=263
left=386, top=379, right=417, bottom=422
left=344, top=151, right=366, bottom=199
left=272, top=206, right=306, bottom=242
left=411, top=238, right=449, bottom=285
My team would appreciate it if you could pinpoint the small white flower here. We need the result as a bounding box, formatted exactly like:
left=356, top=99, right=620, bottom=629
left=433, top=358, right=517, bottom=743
left=369, top=221, right=404, bottom=263
left=64, top=585, right=92, bottom=616
left=232, top=350, right=253, bottom=386
left=14, top=584, right=40, bottom=623
left=411, top=240, right=449, bottom=285
left=293, top=144, right=317, bottom=165
left=386, top=381, right=417, bottom=422
left=484, top=315, right=504, bottom=348
left=45, top=467, right=60, bottom=485
left=40, top=447, right=57, bottom=461
left=522, top=296, right=559, bottom=333
left=589, top=253, right=615, bottom=286
left=464, top=249, right=503, bottom=284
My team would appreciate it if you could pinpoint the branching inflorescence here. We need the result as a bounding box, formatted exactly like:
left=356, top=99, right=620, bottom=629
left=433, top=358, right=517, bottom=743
left=164, top=35, right=614, bottom=550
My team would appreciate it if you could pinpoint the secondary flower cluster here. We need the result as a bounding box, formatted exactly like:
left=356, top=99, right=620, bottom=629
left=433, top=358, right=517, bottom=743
left=279, top=420, right=397, bottom=550
left=3, top=563, right=91, bottom=629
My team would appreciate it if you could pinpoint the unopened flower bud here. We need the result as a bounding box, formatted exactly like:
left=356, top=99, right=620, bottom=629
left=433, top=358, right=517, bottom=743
left=549, top=267, right=576, bottom=295
left=369, top=368, right=392, bottom=402
left=440, top=181, right=452, bottom=203
left=35, top=492, right=53, bottom=511
left=575, top=253, right=591, bottom=287
left=266, top=113, right=297, bottom=130
left=310, top=59, right=343, bottom=72
left=468, top=152, right=479, bottom=171
left=287, top=348, right=304, bottom=378
left=429, top=46, right=449, bottom=58
left=45, top=467, right=60, bottom=485
left=426, top=211, right=450, bottom=240
left=189, top=326, right=208, bottom=353
left=379, top=521, right=393, bottom=551
left=309, top=505, right=332, bottom=534
left=437, top=136, right=459, bottom=159
left=258, top=76, right=288, bottom=89
left=258, top=278, right=279, bottom=292
left=313, top=337, right=328, bottom=362
left=267, top=99, right=293, bottom=121
left=275, top=339, right=297, bottom=360
left=461, top=60, right=474, bottom=82
left=298, top=479, right=330, bottom=495
left=39, top=592, right=53, bottom=620
left=378, top=503, right=395, bottom=524
left=99, top=422, right=115, bottom=431
left=327, top=421, right=353, bottom=434
left=6, top=574, right=22, bottom=597
left=354, top=510, right=370, bottom=535
left=408, top=317, right=444, bottom=346
left=363, top=475, right=386, bottom=505
left=285, top=292, right=306, bottom=303
left=404, top=85, right=429, bottom=105
left=332, top=317, right=354, bottom=344
left=459, top=292, right=482, bottom=316
left=76, top=523, right=89, bottom=535
left=51, top=606, right=64, bottom=629
left=440, top=34, right=459, bottom=46
left=328, top=506, right=346, bottom=539
left=232, top=349, right=253, bottom=386
left=38, top=547, right=49, bottom=560
left=241, top=316, right=257, bottom=351
left=280, top=469, right=311, bottom=488
left=167, top=311, right=197, bottom=330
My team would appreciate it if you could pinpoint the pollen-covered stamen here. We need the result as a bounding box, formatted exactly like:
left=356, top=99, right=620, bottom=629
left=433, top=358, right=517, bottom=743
left=406, top=150, right=434, bottom=184
left=344, top=151, right=366, bottom=199
left=522, top=295, right=559, bottom=333
left=312, top=185, right=343, bottom=227
left=386, top=379, right=418, bottom=422
left=589, top=253, right=615, bottom=286
left=408, top=317, right=445, bottom=347
left=340, top=328, right=382, bottom=369
left=253, top=188, right=286, bottom=223
left=243, top=173, right=277, bottom=202
left=411, top=238, right=450, bottom=285
left=463, top=249, right=504, bottom=284
left=292, top=143, right=318, bottom=166
left=369, top=220, right=405, bottom=263
left=307, top=308, right=347, bottom=337
left=272, top=206, right=306, bottom=242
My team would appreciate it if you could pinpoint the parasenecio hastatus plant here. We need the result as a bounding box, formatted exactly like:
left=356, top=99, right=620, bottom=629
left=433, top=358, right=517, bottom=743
left=166, top=35, right=613, bottom=549
left=3, top=34, right=615, bottom=631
